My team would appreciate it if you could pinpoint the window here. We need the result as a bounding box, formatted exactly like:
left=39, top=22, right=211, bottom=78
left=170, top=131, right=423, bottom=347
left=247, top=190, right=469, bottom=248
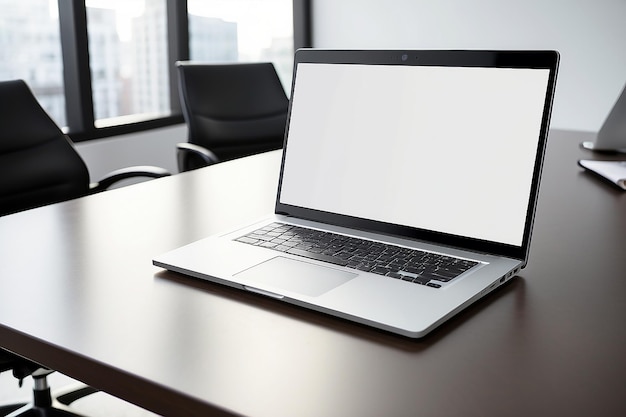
left=188, top=0, right=294, bottom=90
left=0, top=0, right=66, bottom=126
left=0, top=0, right=308, bottom=141
left=86, top=0, right=170, bottom=126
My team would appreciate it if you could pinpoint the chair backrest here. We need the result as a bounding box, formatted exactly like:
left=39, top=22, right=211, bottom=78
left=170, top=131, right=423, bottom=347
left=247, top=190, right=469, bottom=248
left=176, top=61, right=288, bottom=161
left=0, top=80, right=90, bottom=216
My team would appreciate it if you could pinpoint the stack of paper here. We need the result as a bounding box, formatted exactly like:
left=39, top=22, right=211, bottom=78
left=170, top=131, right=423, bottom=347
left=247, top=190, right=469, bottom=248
left=579, top=160, right=626, bottom=190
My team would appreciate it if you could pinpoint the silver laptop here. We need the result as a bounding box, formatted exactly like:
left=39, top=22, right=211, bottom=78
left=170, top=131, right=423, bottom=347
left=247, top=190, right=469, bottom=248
left=154, top=49, right=559, bottom=338
left=581, top=82, right=626, bottom=153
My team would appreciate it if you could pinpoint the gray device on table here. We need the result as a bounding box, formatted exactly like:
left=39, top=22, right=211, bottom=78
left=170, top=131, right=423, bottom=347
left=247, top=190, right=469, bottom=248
left=581, top=83, right=626, bottom=153
left=154, top=49, right=559, bottom=338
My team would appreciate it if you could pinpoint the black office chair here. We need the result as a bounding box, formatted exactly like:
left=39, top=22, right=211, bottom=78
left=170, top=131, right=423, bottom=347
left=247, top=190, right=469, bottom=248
left=0, top=79, right=171, bottom=415
left=0, top=79, right=171, bottom=217
left=175, top=61, right=288, bottom=172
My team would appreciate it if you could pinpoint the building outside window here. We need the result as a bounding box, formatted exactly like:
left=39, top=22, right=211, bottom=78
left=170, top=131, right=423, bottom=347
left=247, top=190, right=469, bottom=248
left=0, top=0, right=66, bottom=126
left=188, top=0, right=294, bottom=91
left=86, top=0, right=170, bottom=127
left=0, top=0, right=296, bottom=136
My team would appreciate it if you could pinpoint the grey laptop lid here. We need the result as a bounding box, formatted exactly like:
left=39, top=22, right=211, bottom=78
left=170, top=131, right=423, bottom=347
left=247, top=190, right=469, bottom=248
left=276, top=49, right=559, bottom=264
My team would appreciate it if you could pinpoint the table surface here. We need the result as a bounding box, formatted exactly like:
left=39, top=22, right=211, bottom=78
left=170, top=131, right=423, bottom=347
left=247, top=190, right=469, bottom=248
left=1, top=130, right=625, bottom=417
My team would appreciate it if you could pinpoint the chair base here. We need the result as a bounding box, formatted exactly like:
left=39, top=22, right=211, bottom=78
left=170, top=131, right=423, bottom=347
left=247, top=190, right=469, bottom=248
left=3, top=399, right=88, bottom=417
left=1, top=371, right=96, bottom=417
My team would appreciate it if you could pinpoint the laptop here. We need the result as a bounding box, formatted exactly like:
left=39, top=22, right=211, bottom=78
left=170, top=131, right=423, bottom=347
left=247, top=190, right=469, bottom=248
left=154, top=49, right=559, bottom=338
left=581, top=82, right=626, bottom=153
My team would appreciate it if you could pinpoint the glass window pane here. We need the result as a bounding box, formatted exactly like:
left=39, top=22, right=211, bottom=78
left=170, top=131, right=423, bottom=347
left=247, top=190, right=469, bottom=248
left=188, top=0, right=294, bottom=91
left=0, top=0, right=66, bottom=127
left=86, top=0, right=170, bottom=126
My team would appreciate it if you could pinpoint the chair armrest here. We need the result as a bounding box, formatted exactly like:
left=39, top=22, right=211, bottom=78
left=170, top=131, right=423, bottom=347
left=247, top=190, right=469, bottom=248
left=89, top=166, right=171, bottom=192
left=176, top=142, right=220, bottom=172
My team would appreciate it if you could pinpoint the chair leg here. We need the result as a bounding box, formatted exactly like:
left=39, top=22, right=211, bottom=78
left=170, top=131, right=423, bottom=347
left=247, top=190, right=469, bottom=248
left=55, top=385, right=99, bottom=406
left=0, top=402, right=27, bottom=415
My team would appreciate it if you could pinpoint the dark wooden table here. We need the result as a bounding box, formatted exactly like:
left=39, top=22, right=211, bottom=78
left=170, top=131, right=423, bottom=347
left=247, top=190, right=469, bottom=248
left=1, top=130, right=625, bottom=417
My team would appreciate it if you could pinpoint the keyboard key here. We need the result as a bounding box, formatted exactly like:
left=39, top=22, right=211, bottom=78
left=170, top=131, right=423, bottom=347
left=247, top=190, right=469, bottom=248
left=236, top=236, right=259, bottom=245
left=371, top=266, right=393, bottom=275
left=286, top=248, right=349, bottom=266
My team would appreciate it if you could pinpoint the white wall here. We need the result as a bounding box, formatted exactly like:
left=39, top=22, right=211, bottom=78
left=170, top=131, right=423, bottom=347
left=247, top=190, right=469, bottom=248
left=311, top=0, right=626, bottom=132
left=75, top=124, right=186, bottom=182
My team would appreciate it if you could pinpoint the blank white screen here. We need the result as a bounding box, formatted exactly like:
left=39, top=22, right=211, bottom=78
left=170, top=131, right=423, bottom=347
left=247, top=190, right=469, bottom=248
left=279, top=63, right=549, bottom=246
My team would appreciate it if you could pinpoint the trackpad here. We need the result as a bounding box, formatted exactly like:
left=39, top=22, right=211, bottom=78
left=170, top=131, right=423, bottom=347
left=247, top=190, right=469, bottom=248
left=236, top=256, right=357, bottom=297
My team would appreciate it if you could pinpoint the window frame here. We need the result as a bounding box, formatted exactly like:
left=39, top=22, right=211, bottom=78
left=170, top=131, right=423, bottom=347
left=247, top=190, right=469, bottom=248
left=57, top=0, right=310, bottom=142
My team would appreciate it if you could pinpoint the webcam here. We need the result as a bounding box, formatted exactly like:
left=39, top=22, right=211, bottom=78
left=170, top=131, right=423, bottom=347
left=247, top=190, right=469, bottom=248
left=401, top=54, right=409, bottom=61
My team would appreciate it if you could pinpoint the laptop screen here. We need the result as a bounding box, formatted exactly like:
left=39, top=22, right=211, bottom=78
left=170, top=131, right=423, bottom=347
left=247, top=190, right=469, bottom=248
left=277, top=50, right=558, bottom=258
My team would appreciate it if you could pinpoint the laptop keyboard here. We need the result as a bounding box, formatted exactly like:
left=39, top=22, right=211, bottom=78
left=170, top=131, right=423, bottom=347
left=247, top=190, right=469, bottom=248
left=235, top=223, right=478, bottom=289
